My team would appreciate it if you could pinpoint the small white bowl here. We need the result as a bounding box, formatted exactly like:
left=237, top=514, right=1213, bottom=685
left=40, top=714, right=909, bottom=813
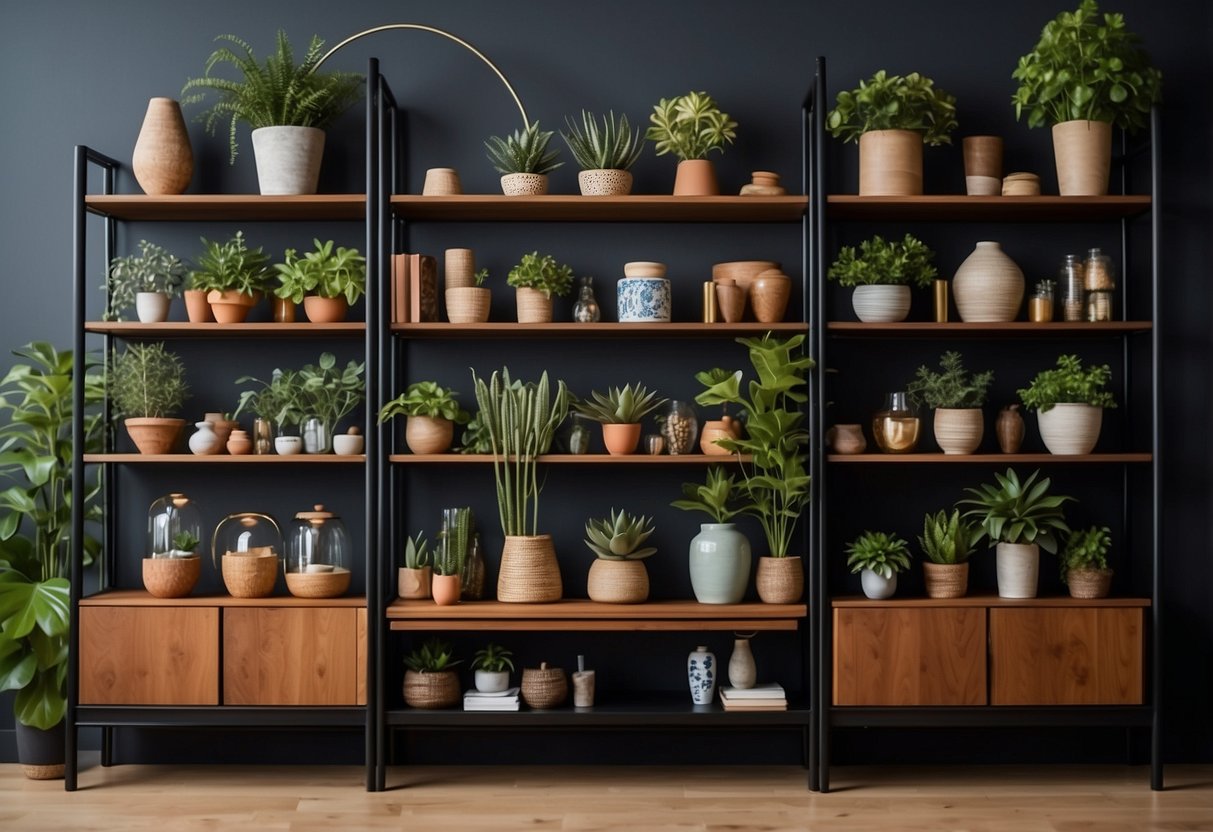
left=333, top=434, right=365, bottom=455
left=274, top=436, right=303, bottom=456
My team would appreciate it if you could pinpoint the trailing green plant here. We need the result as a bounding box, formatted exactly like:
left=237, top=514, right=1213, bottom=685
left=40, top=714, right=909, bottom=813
left=645, top=91, right=737, bottom=160
left=1012, top=0, right=1162, bottom=132
left=693, top=334, right=815, bottom=558
left=0, top=343, right=104, bottom=730
left=378, top=382, right=470, bottom=424
left=506, top=252, right=574, bottom=298
left=571, top=383, right=666, bottom=425
left=402, top=638, right=460, bottom=673
left=190, top=231, right=274, bottom=296
left=1060, top=525, right=1112, bottom=581
left=484, top=121, right=562, bottom=175
left=471, top=643, right=515, bottom=673
left=846, top=531, right=913, bottom=579
left=434, top=508, right=472, bottom=578
left=918, top=509, right=977, bottom=565
left=181, top=30, right=363, bottom=163
left=959, top=468, right=1073, bottom=553
left=170, top=531, right=201, bottom=554
left=827, top=70, right=958, bottom=145
left=827, top=234, right=937, bottom=288
left=273, top=238, right=366, bottom=304
left=233, top=367, right=304, bottom=428
left=104, top=240, right=188, bottom=320
left=561, top=110, right=643, bottom=171
left=671, top=467, right=744, bottom=524
left=403, top=532, right=431, bottom=570
left=907, top=351, right=994, bottom=410
left=584, top=509, right=657, bottom=561
left=1018, top=354, right=1116, bottom=411
left=110, top=342, right=190, bottom=419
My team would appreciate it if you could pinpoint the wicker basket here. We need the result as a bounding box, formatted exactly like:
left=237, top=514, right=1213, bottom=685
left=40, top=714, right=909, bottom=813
left=587, top=559, right=649, bottom=604
left=755, top=556, right=803, bottom=604
left=923, top=562, right=970, bottom=599
left=515, top=287, right=553, bottom=323
left=221, top=552, right=278, bottom=598
left=21, top=763, right=64, bottom=780
left=445, top=287, right=491, bottom=323
left=285, top=567, right=350, bottom=599
left=403, top=669, right=461, bottom=709
left=498, top=535, right=562, bottom=603
left=142, top=556, right=201, bottom=599
left=1067, top=568, right=1113, bottom=599
left=521, top=662, right=567, bottom=709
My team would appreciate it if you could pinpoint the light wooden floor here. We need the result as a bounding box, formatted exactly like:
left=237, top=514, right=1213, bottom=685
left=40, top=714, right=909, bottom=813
left=2, top=762, right=1211, bottom=831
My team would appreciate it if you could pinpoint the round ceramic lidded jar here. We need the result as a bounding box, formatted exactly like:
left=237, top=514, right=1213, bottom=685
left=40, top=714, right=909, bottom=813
left=285, top=504, right=351, bottom=598
left=618, top=262, right=672, bottom=323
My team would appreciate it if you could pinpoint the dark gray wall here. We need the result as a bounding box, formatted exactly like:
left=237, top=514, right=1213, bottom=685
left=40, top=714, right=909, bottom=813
left=1, top=0, right=1210, bottom=766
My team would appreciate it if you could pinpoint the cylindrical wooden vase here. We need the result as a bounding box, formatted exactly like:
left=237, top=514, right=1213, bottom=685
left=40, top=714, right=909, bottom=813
left=858, top=129, right=923, bottom=195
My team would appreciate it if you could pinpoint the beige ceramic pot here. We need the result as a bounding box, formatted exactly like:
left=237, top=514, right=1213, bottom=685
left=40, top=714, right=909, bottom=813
left=515, top=287, right=553, bottom=323
left=405, top=415, right=455, bottom=454
left=952, top=242, right=1024, bottom=322
left=422, top=167, right=462, bottom=196
left=851, top=285, right=911, bottom=323
left=995, top=542, right=1039, bottom=599
left=858, top=129, right=923, bottom=195
left=251, top=126, right=324, bottom=195
left=1037, top=403, right=1102, bottom=455
left=501, top=173, right=548, bottom=195
left=673, top=159, right=719, bottom=195
left=578, top=169, right=633, bottom=196
left=934, top=408, right=984, bottom=455
left=1052, top=120, right=1112, bottom=196
left=398, top=566, right=433, bottom=600
left=445, top=287, right=491, bottom=323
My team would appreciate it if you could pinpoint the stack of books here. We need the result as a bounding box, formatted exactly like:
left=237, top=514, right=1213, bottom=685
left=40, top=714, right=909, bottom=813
left=719, top=683, right=787, bottom=711
left=463, top=687, right=520, bottom=712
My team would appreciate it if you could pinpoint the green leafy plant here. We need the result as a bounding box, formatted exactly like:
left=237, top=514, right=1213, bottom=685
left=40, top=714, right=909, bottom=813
left=827, top=70, right=958, bottom=145
left=190, top=232, right=274, bottom=296
left=846, top=531, right=913, bottom=579
left=584, top=509, right=657, bottom=561
left=506, top=252, right=574, bottom=298
left=561, top=110, right=643, bottom=171
left=403, top=533, right=431, bottom=570
left=918, top=509, right=977, bottom=565
left=671, top=467, right=744, bottom=524
left=907, top=351, right=994, bottom=410
left=296, top=353, right=364, bottom=429
left=471, top=643, right=515, bottom=673
left=827, top=234, right=937, bottom=288
left=110, top=343, right=190, bottom=419
left=104, top=241, right=188, bottom=320
left=378, top=382, right=470, bottom=424
left=1060, top=525, right=1112, bottom=581
left=403, top=638, right=460, bottom=673
left=959, top=468, right=1073, bottom=553
left=170, top=531, right=200, bottom=554
left=458, top=411, right=493, bottom=454
left=473, top=268, right=488, bottom=288
left=1012, top=0, right=1162, bottom=132
left=484, top=121, right=562, bottom=175
left=645, top=91, right=737, bottom=161
left=273, top=239, right=366, bottom=304
left=234, top=368, right=304, bottom=428
left=1018, top=354, right=1117, bottom=411
left=181, top=30, right=363, bottom=163
left=693, top=334, right=815, bottom=558
left=572, top=383, right=666, bottom=425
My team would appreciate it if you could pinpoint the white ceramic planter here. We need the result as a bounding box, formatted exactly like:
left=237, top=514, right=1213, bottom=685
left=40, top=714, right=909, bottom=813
left=860, top=568, right=897, bottom=599
left=1037, top=403, right=1103, bottom=455
left=934, top=408, right=984, bottom=455
left=251, top=126, right=324, bottom=195
left=501, top=173, right=548, bottom=195
left=332, top=434, right=365, bottom=455
left=474, top=669, right=510, bottom=693
left=135, top=291, right=171, bottom=323
left=578, top=169, right=633, bottom=196
left=851, top=285, right=910, bottom=323
left=996, top=542, right=1039, bottom=598
left=274, top=436, right=302, bottom=456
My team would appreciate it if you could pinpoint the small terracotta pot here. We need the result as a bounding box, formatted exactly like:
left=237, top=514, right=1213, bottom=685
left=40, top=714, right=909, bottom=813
left=124, top=417, right=184, bottom=454
left=515, top=287, right=553, bottom=323
left=601, top=423, right=641, bottom=455
left=858, top=129, right=923, bottom=195
left=184, top=290, right=213, bottom=323
left=406, top=415, right=455, bottom=454
left=825, top=424, right=866, bottom=454
left=700, top=416, right=740, bottom=455
left=673, top=159, right=719, bottom=196
left=756, top=556, right=803, bottom=603
left=398, top=566, right=433, bottom=600
left=207, top=290, right=258, bottom=324
left=431, top=574, right=462, bottom=606
left=303, top=295, right=348, bottom=323
left=751, top=270, right=791, bottom=323
left=226, top=430, right=252, bottom=455
left=204, top=412, right=238, bottom=453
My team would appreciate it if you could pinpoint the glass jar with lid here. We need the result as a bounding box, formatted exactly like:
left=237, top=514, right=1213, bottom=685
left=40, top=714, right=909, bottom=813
left=1028, top=279, right=1055, bottom=323
left=212, top=511, right=282, bottom=598
left=1059, top=254, right=1086, bottom=322
left=286, top=504, right=351, bottom=598
left=1084, top=248, right=1116, bottom=322
left=143, top=492, right=203, bottom=598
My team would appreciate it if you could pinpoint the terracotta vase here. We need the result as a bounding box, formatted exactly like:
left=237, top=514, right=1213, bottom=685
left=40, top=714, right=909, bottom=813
left=515, top=287, right=553, bottom=323
left=207, top=290, right=258, bottom=324
left=602, top=423, right=641, bottom=455
left=952, top=242, right=1024, bottom=322
left=673, top=159, right=719, bottom=196
left=132, top=97, right=193, bottom=195
left=226, top=430, right=252, bottom=455
left=700, top=416, right=741, bottom=455
left=996, top=405, right=1025, bottom=453
left=124, top=417, right=184, bottom=454
left=303, top=296, right=348, bottom=323
left=1052, top=120, right=1113, bottom=196
left=431, top=574, right=461, bottom=606
left=751, top=270, right=791, bottom=323
left=858, top=129, right=923, bottom=195
left=183, top=290, right=213, bottom=323
left=825, top=424, right=866, bottom=455
left=405, top=416, right=454, bottom=454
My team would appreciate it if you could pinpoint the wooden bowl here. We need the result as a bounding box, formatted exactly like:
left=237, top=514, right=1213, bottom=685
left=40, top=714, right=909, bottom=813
left=142, top=556, right=200, bottom=598
left=285, top=568, right=351, bottom=599
left=712, top=260, right=779, bottom=292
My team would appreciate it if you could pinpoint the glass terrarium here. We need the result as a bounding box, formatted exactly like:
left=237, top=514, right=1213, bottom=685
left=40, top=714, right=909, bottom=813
left=285, top=504, right=351, bottom=598
left=212, top=511, right=283, bottom=598
left=143, top=492, right=202, bottom=599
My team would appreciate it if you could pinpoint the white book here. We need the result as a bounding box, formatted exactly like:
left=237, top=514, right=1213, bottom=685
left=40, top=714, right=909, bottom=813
left=720, top=683, right=785, bottom=700
left=463, top=700, right=521, bottom=711
left=463, top=687, right=519, bottom=699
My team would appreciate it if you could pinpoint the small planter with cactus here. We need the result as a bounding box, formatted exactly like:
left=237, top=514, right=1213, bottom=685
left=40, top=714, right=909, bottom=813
left=572, top=383, right=667, bottom=456
left=111, top=342, right=191, bottom=454
left=273, top=238, right=366, bottom=323
left=379, top=381, right=470, bottom=455
left=1019, top=354, right=1116, bottom=455
left=397, top=533, right=432, bottom=600
left=484, top=121, right=562, bottom=195
left=561, top=110, right=643, bottom=196
left=1060, top=525, right=1113, bottom=599
left=846, top=531, right=913, bottom=599
left=506, top=251, right=574, bottom=323
left=584, top=509, right=657, bottom=603
left=402, top=639, right=461, bottom=709
left=190, top=231, right=274, bottom=323
left=471, top=643, right=515, bottom=693
left=432, top=507, right=473, bottom=606
left=646, top=91, right=737, bottom=195
left=918, top=509, right=976, bottom=598
left=105, top=240, right=187, bottom=323
left=907, top=351, right=994, bottom=455
left=827, top=233, right=937, bottom=323
left=446, top=268, right=491, bottom=324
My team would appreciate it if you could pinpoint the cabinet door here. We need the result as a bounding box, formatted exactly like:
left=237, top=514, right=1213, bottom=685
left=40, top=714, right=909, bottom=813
left=79, top=607, right=219, bottom=705
left=990, top=607, right=1143, bottom=705
left=833, top=607, right=987, bottom=706
left=223, top=607, right=358, bottom=706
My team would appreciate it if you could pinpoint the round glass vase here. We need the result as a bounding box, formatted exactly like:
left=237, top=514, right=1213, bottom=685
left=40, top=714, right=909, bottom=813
left=661, top=401, right=699, bottom=455
left=285, top=504, right=351, bottom=598
left=872, top=392, right=921, bottom=454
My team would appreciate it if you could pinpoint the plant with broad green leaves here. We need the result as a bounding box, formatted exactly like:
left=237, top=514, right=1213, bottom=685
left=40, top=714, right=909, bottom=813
left=104, top=241, right=188, bottom=321
left=1060, top=525, right=1112, bottom=581
left=403, top=638, right=460, bottom=673
left=484, top=121, right=562, bottom=175
left=458, top=411, right=493, bottom=454
left=846, top=531, right=913, bottom=578
left=189, top=232, right=274, bottom=296
left=234, top=368, right=304, bottom=427
left=671, top=467, right=744, bottom=524
left=827, top=234, right=938, bottom=288
left=1012, top=0, right=1161, bottom=132
left=646, top=91, right=737, bottom=160
left=273, top=239, right=366, bottom=304
left=378, top=382, right=470, bottom=424
left=584, top=509, right=657, bottom=561
left=959, top=468, right=1073, bottom=553
left=110, top=343, right=190, bottom=419
left=1019, top=354, right=1117, bottom=411
left=296, top=353, right=364, bottom=429
left=506, top=251, right=575, bottom=298
left=403, top=533, right=431, bottom=570
left=918, top=509, right=977, bottom=565
left=561, top=110, right=644, bottom=171
left=827, top=70, right=958, bottom=145
left=907, top=351, right=994, bottom=410
left=572, top=383, right=667, bottom=425
left=471, top=643, right=515, bottom=673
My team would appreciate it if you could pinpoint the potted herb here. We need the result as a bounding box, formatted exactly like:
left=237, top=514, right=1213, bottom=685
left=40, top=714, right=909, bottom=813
left=561, top=110, right=644, bottom=196
left=378, top=381, right=471, bottom=455
left=190, top=231, right=274, bottom=323
left=571, top=382, right=667, bottom=456
left=506, top=251, right=575, bottom=323
left=296, top=353, right=365, bottom=453
left=402, top=638, right=461, bottom=709
left=960, top=468, right=1073, bottom=598
left=446, top=268, right=491, bottom=324
left=1018, top=354, right=1116, bottom=455
left=234, top=367, right=304, bottom=453
left=672, top=468, right=752, bottom=604
left=273, top=238, right=366, bottom=323
left=846, top=531, right=913, bottom=599
left=918, top=509, right=977, bottom=598
left=111, top=342, right=190, bottom=454
left=1012, top=0, right=1162, bottom=195
left=181, top=31, right=362, bottom=194
left=827, top=233, right=937, bottom=322
left=906, top=351, right=995, bottom=455
left=471, top=643, right=516, bottom=694
left=645, top=90, right=737, bottom=195
left=826, top=70, right=958, bottom=195
left=104, top=240, right=188, bottom=323
left=584, top=509, right=657, bottom=604
left=398, top=532, right=432, bottom=600
left=1060, top=525, right=1113, bottom=598
left=484, top=121, right=562, bottom=195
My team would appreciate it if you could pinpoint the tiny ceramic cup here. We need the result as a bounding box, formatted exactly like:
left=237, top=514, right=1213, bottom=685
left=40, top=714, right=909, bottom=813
left=333, top=434, right=365, bottom=455
left=274, top=436, right=303, bottom=456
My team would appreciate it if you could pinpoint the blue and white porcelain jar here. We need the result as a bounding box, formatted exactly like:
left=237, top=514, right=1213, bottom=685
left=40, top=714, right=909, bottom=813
left=617, top=261, right=671, bottom=323
left=687, top=645, right=716, bottom=705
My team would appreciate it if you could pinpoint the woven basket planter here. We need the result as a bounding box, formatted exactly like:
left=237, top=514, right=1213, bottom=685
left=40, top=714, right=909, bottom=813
left=498, top=535, right=562, bottom=603
left=142, top=556, right=200, bottom=599
left=221, top=553, right=278, bottom=598
left=755, top=556, right=803, bottom=604
left=1066, top=568, right=1113, bottom=599
left=403, top=669, right=461, bottom=709
left=515, top=287, right=553, bottom=323
left=587, top=559, right=649, bottom=604
left=923, top=562, right=970, bottom=599
left=285, top=568, right=350, bottom=599
left=521, top=662, right=567, bottom=709
left=445, top=287, right=491, bottom=323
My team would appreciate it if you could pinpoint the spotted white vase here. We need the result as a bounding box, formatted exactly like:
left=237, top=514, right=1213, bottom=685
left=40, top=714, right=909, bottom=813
left=578, top=169, right=633, bottom=196
left=687, top=646, right=716, bottom=705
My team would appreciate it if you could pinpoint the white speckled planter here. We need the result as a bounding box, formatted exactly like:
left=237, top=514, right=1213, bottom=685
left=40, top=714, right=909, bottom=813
left=578, top=169, right=633, bottom=196
left=251, top=126, right=324, bottom=195
left=501, top=173, right=548, bottom=195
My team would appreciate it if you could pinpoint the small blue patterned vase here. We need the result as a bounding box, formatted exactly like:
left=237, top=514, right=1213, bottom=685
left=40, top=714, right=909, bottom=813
left=687, top=645, right=716, bottom=705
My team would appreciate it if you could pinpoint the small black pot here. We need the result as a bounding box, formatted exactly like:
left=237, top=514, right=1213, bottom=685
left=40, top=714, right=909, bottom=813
left=14, top=720, right=65, bottom=779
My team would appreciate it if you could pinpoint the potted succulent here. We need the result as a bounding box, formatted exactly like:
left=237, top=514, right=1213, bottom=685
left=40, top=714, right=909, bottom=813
left=1060, top=525, right=1113, bottom=598
left=918, top=509, right=977, bottom=598
left=906, top=351, right=995, bottom=455
left=826, top=70, right=958, bottom=195
left=296, top=353, right=365, bottom=453
left=182, top=31, right=362, bottom=194
left=960, top=468, right=1073, bottom=598
left=471, top=368, right=570, bottom=603
left=1018, top=354, right=1116, bottom=455
left=471, top=643, right=516, bottom=694
left=1012, top=0, right=1162, bottom=195
left=846, top=531, right=913, bottom=599
left=398, top=533, right=432, bottom=600
left=446, top=268, right=491, bottom=324
left=561, top=110, right=644, bottom=196
left=672, top=467, right=751, bottom=604
left=273, top=238, right=366, bottom=323
left=484, top=121, right=563, bottom=195
left=645, top=90, right=737, bottom=195
left=583, top=509, right=657, bottom=604
left=104, top=240, right=188, bottom=323
left=378, top=381, right=470, bottom=455
left=111, top=342, right=190, bottom=454
left=506, top=251, right=575, bottom=323
left=402, top=638, right=461, bottom=709
left=432, top=507, right=472, bottom=606
left=190, top=231, right=274, bottom=323
left=571, top=382, right=667, bottom=456
left=827, top=233, right=937, bottom=322
left=694, top=334, right=814, bottom=603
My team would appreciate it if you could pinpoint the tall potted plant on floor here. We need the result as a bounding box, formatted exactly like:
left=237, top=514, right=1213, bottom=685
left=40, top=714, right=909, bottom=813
left=827, top=233, right=937, bottom=323
left=645, top=91, right=737, bottom=195
left=1018, top=354, right=1116, bottom=455
left=906, top=351, right=995, bottom=455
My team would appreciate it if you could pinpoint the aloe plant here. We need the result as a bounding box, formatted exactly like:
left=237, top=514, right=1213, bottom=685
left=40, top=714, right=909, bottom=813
left=403, top=533, right=430, bottom=569
left=403, top=638, right=460, bottom=673
left=959, top=468, right=1073, bottom=553
left=584, top=509, right=657, bottom=561
left=918, top=509, right=976, bottom=565
left=572, top=383, right=667, bottom=425
left=484, top=121, right=562, bottom=175
left=561, top=110, right=643, bottom=171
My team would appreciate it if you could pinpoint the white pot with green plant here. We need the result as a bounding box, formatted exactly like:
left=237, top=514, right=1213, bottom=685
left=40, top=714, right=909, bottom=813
left=645, top=91, right=737, bottom=196
left=1019, top=355, right=1116, bottom=455
left=846, top=531, right=913, bottom=600
left=561, top=110, right=644, bottom=196
left=507, top=251, right=574, bottom=323
left=297, top=353, right=365, bottom=454
left=484, top=121, right=563, bottom=195
left=235, top=366, right=305, bottom=453
left=471, top=643, right=515, bottom=693
left=584, top=509, right=657, bottom=604
left=105, top=240, right=188, bottom=323
left=1012, top=0, right=1161, bottom=195
left=112, top=342, right=190, bottom=455
left=191, top=231, right=274, bottom=324
left=572, top=382, right=667, bottom=456
left=379, top=381, right=470, bottom=455
left=672, top=468, right=752, bottom=604
left=1060, top=525, right=1113, bottom=599
left=827, top=234, right=937, bottom=323
left=827, top=70, right=957, bottom=195
left=907, top=351, right=994, bottom=455
left=397, top=533, right=432, bottom=600
left=182, top=31, right=362, bottom=195
left=446, top=268, right=491, bottom=324
left=273, top=238, right=366, bottom=323
left=918, top=509, right=976, bottom=598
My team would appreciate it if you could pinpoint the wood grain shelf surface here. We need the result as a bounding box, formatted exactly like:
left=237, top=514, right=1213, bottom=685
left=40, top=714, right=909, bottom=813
left=831, top=595, right=1151, bottom=608
left=389, top=453, right=750, bottom=465
left=827, top=453, right=1151, bottom=464
left=85, top=194, right=366, bottom=221
left=83, top=454, right=365, bottom=464
left=826, top=194, right=1151, bottom=222
left=85, top=322, right=365, bottom=338
left=390, top=194, right=807, bottom=222
left=387, top=697, right=811, bottom=726
left=391, top=322, right=808, bottom=338
left=81, top=590, right=367, bottom=608
left=827, top=321, right=1152, bottom=337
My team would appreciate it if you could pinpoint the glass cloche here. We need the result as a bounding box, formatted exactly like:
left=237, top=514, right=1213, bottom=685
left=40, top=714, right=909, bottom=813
left=285, top=504, right=351, bottom=598
left=148, top=492, right=202, bottom=559
left=212, top=511, right=282, bottom=598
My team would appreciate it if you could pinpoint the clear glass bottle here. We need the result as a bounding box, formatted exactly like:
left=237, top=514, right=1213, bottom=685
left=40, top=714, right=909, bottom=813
left=302, top=416, right=331, bottom=454
left=147, top=492, right=202, bottom=558
left=436, top=506, right=473, bottom=578
left=872, top=392, right=920, bottom=454
left=572, top=275, right=601, bottom=323
left=568, top=414, right=591, bottom=454
left=285, top=504, right=351, bottom=598
left=461, top=532, right=486, bottom=600
left=1029, top=279, right=1055, bottom=323
left=1084, top=248, right=1116, bottom=322
left=661, top=400, right=698, bottom=455
left=1059, top=254, right=1086, bottom=322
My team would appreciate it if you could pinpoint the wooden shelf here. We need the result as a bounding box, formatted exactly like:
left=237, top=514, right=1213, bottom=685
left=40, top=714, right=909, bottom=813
left=832, top=594, right=1150, bottom=609
left=84, top=194, right=366, bottom=221
left=827, top=321, right=1152, bottom=337
left=390, top=453, right=750, bottom=465
left=388, top=696, right=810, bottom=726
left=386, top=599, right=806, bottom=631
left=84, top=453, right=365, bottom=464
left=826, top=194, right=1151, bottom=222
left=85, top=322, right=365, bottom=338
left=392, top=322, right=808, bottom=339
left=827, top=453, right=1151, bottom=464
left=390, top=194, right=807, bottom=222
left=81, top=590, right=366, bottom=608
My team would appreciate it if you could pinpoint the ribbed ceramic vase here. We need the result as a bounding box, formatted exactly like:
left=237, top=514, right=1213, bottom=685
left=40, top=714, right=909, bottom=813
left=132, top=97, right=193, bottom=195
left=851, top=285, right=911, bottom=322
left=688, top=523, right=751, bottom=604
left=1037, top=404, right=1102, bottom=455
left=952, top=242, right=1024, bottom=322
left=498, top=535, right=562, bottom=602
left=933, top=408, right=984, bottom=455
